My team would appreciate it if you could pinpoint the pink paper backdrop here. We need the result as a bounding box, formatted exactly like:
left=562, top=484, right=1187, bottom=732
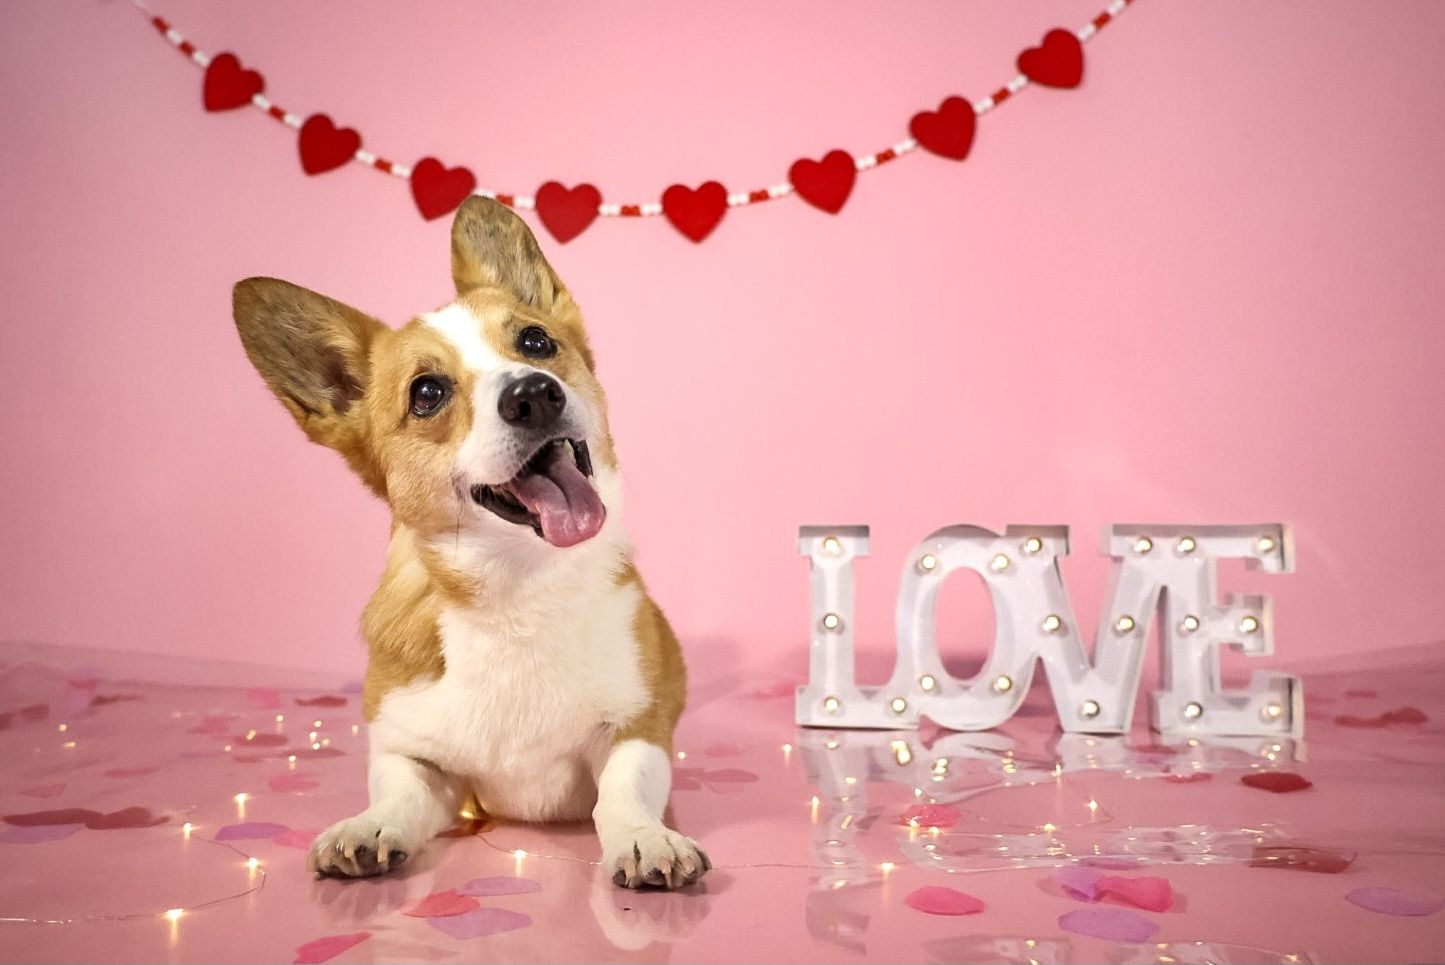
left=2, top=1, right=1443, bottom=684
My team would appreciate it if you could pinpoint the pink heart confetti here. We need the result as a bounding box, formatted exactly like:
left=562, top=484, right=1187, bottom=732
left=404, top=890, right=479, bottom=918
left=214, top=821, right=288, bottom=841
left=904, top=886, right=986, bottom=916
left=293, top=932, right=371, bottom=964
left=0, top=823, right=84, bottom=844
left=1241, top=772, right=1313, bottom=793
left=274, top=828, right=321, bottom=849
left=1097, top=874, right=1174, bottom=912
left=1345, top=886, right=1445, bottom=917
left=1058, top=907, right=1159, bottom=943
left=458, top=876, right=543, bottom=897
left=268, top=772, right=320, bottom=792
left=1052, top=866, right=1103, bottom=901
left=103, top=766, right=160, bottom=779
left=426, top=906, right=531, bottom=939
left=18, top=784, right=65, bottom=798
left=901, top=803, right=962, bottom=829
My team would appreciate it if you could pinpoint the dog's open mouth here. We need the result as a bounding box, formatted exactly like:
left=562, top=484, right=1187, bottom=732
left=470, top=439, right=605, bottom=548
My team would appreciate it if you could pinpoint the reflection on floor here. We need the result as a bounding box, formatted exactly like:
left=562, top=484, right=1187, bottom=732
left=2, top=641, right=1444, bottom=963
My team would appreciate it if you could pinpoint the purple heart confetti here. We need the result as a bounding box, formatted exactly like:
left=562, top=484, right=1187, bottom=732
left=1058, top=907, right=1160, bottom=943
left=0, top=823, right=85, bottom=844
left=426, top=906, right=532, bottom=939
left=1345, top=886, right=1444, bottom=917
left=1053, top=866, right=1103, bottom=901
left=458, top=876, right=542, bottom=897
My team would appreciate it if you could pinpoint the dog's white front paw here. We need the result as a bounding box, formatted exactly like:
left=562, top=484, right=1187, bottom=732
left=307, top=812, right=411, bottom=879
left=604, top=826, right=710, bottom=890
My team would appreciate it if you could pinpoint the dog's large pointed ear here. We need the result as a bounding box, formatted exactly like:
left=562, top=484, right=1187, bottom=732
left=450, top=196, right=566, bottom=310
left=233, top=277, right=386, bottom=487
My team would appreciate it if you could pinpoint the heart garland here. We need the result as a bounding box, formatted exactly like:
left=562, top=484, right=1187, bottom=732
left=136, top=0, right=1136, bottom=242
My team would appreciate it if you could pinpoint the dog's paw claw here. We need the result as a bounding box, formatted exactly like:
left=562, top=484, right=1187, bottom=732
left=307, top=814, right=409, bottom=879
left=605, top=827, right=709, bottom=891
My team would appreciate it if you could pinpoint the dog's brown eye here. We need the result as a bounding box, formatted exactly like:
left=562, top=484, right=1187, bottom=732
left=409, top=375, right=450, bottom=417
left=516, top=325, right=557, bottom=360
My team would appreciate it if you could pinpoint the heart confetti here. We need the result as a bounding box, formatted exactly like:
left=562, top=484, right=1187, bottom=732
left=0, top=823, right=85, bottom=844
left=274, top=828, right=321, bottom=850
left=458, top=876, right=543, bottom=897
left=404, top=890, right=480, bottom=918
left=1097, top=874, right=1174, bottom=913
left=1240, top=772, right=1313, bottom=793
left=1335, top=706, right=1429, bottom=728
left=1058, top=907, right=1159, bottom=943
left=1053, top=866, right=1103, bottom=901
left=1018, top=29, right=1085, bottom=88
left=904, top=886, right=986, bottom=916
left=901, top=803, right=962, bottom=829
left=295, top=694, right=348, bottom=707
left=214, top=821, right=288, bottom=842
left=426, top=906, right=532, bottom=939
left=268, top=772, right=320, bottom=793
left=410, top=158, right=477, bottom=221
left=1345, top=886, right=1445, bottom=917
left=535, top=181, right=602, bottom=243
left=298, top=115, right=361, bottom=176
left=293, top=932, right=371, bottom=964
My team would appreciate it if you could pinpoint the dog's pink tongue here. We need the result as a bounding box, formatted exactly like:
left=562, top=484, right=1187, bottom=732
left=507, top=454, right=606, bottom=548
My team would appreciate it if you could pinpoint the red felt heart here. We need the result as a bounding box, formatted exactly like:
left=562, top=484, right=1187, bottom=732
left=1018, top=29, right=1085, bottom=89
left=662, top=182, right=728, bottom=243
left=535, top=182, right=602, bottom=243
left=1241, top=772, right=1313, bottom=794
left=1096, top=874, right=1174, bottom=912
left=410, top=158, right=477, bottom=221
left=5, top=808, right=101, bottom=827
left=298, top=115, right=361, bottom=176
left=203, top=53, right=265, bottom=112
left=909, top=97, right=978, bottom=161
left=789, top=150, right=857, bottom=214
left=403, top=890, right=479, bottom=918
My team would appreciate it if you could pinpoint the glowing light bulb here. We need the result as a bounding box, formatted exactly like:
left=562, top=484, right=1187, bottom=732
left=274, top=714, right=284, bottom=723
left=312, top=719, right=322, bottom=729
left=246, top=857, right=260, bottom=870
left=826, top=739, right=840, bottom=750
left=287, top=754, right=297, bottom=763
left=919, top=674, right=937, bottom=692
left=164, top=908, right=184, bottom=922
left=821, top=612, right=842, bottom=631
left=512, top=849, right=527, bottom=858
left=182, top=822, right=193, bottom=837
left=1041, top=614, right=1063, bottom=634
left=1262, top=703, right=1284, bottom=721
left=245, top=729, right=257, bottom=741
left=989, top=553, right=1011, bottom=572
left=879, top=861, right=895, bottom=875
left=1183, top=702, right=1204, bottom=720
left=57, top=723, right=67, bottom=732
left=62, top=740, right=76, bottom=749
left=321, top=738, right=331, bottom=747
left=234, top=792, right=248, bottom=804
left=1177, top=536, right=1197, bottom=554
left=809, top=796, right=820, bottom=821
left=223, top=744, right=232, bottom=752
left=821, top=536, right=842, bottom=556
left=1080, top=699, right=1101, bottom=719
left=308, top=731, right=318, bottom=741
left=823, top=696, right=841, bottom=714
left=676, top=750, right=686, bottom=760
left=1179, top=615, right=1201, bottom=633
left=1042, top=822, right=1057, bottom=833
left=351, top=724, right=360, bottom=735
left=844, top=776, right=857, bottom=785
left=311, top=742, right=321, bottom=750
left=1114, top=615, right=1136, bottom=634
left=916, top=553, right=938, bottom=573
left=1133, top=536, right=1153, bottom=555
left=1256, top=535, right=1277, bottom=554
left=1023, top=536, right=1044, bottom=555
left=1239, top=615, right=1260, bottom=634
left=1087, top=799, right=1099, bottom=813
left=890, top=696, right=907, bottom=714
left=992, top=675, right=1014, bottom=694
left=781, top=742, right=792, bottom=753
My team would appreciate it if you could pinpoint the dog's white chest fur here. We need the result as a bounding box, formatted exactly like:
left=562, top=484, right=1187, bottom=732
left=367, top=578, right=649, bottom=821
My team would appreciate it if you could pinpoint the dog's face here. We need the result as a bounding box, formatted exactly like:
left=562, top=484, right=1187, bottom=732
left=234, top=197, right=617, bottom=554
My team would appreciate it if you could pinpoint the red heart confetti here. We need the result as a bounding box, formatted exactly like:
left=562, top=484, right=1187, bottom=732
left=1018, top=29, right=1084, bottom=89
left=298, top=115, right=361, bottom=176
left=909, top=96, right=978, bottom=161
left=905, top=886, right=986, bottom=916
left=404, top=890, right=479, bottom=918
left=662, top=182, right=728, bottom=242
left=1097, top=874, right=1174, bottom=912
left=411, top=158, right=477, bottom=221
left=1241, top=772, right=1313, bottom=793
left=295, top=695, right=348, bottom=707
left=535, top=181, right=602, bottom=243
left=5, top=808, right=100, bottom=827
left=1337, top=706, right=1430, bottom=728
left=86, top=807, right=169, bottom=830
left=293, top=932, right=371, bottom=964
left=789, top=150, right=857, bottom=214
left=203, top=53, right=264, bottom=112
left=901, top=803, right=962, bottom=829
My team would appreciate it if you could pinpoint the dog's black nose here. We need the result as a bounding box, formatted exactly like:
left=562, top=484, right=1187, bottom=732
left=498, top=372, right=566, bottom=429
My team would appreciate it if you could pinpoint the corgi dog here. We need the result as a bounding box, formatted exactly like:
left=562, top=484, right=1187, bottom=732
left=232, top=197, right=708, bottom=890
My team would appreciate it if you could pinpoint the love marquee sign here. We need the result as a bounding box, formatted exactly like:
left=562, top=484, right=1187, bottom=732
left=795, top=523, right=1303, bottom=738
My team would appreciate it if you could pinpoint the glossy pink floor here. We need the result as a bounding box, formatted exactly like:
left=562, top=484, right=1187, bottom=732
left=3, top=642, right=1443, bottom=964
